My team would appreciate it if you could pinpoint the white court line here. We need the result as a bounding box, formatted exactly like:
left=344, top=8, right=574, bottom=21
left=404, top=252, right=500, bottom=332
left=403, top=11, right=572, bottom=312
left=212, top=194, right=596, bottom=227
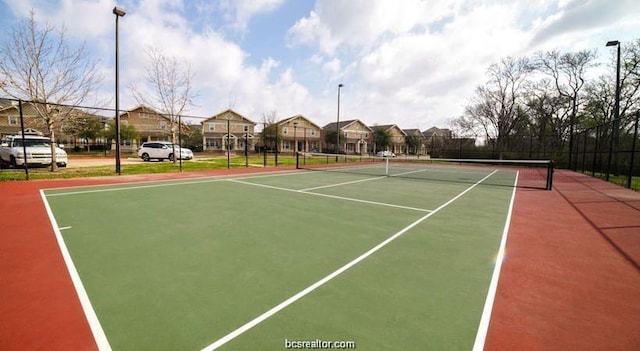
left=227, top=179, right=431, bottom=213
left=201, top=170, right=498, bottom=351
left=44, top=170, right=304, bottom=197
left=39, top=190, right=112, bottom=351
left=300, top=175, right=387, bottom=191
left=300, top=167, right=431, bottom=192
left=472, top=171, right=519, bottom=351
left=59, top=226, right=72, bottom=230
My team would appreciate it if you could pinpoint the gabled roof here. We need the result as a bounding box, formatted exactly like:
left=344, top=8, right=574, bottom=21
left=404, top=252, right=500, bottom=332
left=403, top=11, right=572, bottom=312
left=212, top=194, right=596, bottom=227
left=202, top=109, right=255, bottom=125
left=122, top=105, right=169, bottom=120
left=370, top=124, right=407, bottom=136
left=323, top=119, right=372, bottom=132
left=0, top=98, right=15, bottom=109
left=423, top=127, right=451, bottom=137
left=279, top=114, right=322, bottom=130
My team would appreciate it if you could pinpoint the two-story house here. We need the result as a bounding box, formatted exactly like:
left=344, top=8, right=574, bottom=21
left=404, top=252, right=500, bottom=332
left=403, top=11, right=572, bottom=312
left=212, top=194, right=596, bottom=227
left=201, top=109, right=257, bottom=153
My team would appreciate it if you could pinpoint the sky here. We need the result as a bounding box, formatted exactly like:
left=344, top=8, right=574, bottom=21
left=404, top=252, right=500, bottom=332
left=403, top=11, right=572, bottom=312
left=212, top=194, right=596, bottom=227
left=1, top=0, right=640, bottom=132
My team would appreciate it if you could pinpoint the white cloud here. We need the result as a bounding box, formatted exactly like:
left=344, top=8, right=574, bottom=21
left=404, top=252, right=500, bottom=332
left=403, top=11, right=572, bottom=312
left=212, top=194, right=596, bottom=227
left=217, top=0, right=285, bottom=33
left=2, top=0, right=640, bottom=131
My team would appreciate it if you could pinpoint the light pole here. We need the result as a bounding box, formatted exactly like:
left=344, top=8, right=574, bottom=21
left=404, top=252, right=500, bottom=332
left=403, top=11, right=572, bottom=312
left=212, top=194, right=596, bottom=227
left=336, top=83, right=343, bottom=158
left=606, top=40, right=621, bottom=179
left=113, top=6, right=126, bottom=175
left=293, top=121, right=298, bottom=155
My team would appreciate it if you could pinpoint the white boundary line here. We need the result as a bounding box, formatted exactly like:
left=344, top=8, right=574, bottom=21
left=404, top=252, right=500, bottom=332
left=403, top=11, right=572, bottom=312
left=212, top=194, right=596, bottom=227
left=44, top=170, right=306, bottom=197
left=228, top=179, right=432, bottom=213
left=300, top=176, right=387, bottom=191
left=39, top=190, right=112, bottom=351
left=201, top=170, right=498, bottom=351
left=472, top=171, right=519, bottom=351
left=42, top=169, right=302, bottom=193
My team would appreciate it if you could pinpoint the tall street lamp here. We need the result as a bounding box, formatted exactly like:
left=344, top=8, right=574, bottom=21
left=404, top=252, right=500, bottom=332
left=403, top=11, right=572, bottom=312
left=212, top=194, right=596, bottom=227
left=606, top=40, right=621, bottom=179
left=113, top=6, right=126, bottom=175
left=335, top=83, right=343, bottom=157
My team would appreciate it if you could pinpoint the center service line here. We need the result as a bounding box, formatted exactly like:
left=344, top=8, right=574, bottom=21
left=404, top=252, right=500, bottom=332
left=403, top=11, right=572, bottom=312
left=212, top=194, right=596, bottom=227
left=201, top=170, right=498, bottom=351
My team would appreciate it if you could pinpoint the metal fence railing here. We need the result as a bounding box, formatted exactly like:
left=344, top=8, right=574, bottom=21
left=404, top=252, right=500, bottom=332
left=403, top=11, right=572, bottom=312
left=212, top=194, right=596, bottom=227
left=569, top=112, right=639, bottom=190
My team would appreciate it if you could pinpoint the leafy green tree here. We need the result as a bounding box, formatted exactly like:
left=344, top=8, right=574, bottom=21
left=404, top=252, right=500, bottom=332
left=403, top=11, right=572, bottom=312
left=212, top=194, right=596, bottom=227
left=323, top=130, right=345, bottom=152
left=404, top=134, right=423, bottom=154
left=62, top=114, right=104, bottom=151
left=372, top=127, right=391, bottom=152
left=104, top=120, right=139, bottom=146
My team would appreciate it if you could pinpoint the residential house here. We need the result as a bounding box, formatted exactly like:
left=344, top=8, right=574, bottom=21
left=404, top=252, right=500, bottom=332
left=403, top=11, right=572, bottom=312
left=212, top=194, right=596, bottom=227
left=201, top=109, right=257, bottom=153
left=0, top=99, right=103, bottom=147
left=403, top=128, right=426, bottom=155
left=370, top=124, right=407, bottom=155
left=0, top=99, right=24, bottom=138
left=119, top=105, right=190, bottom=150
left=323, top=119, right=372, bottom=155
left=273, top=115, right=323, bottom=153
left=423, top=127, right=452, bottom=157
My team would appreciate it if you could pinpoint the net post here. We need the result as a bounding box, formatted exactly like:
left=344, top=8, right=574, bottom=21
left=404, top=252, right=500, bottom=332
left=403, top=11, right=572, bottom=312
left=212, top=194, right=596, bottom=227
left=385, top=158, right=389, bottom=176
left=296, top=152, right=300, bottom=169
left=546, top=160, right=554, bottom=190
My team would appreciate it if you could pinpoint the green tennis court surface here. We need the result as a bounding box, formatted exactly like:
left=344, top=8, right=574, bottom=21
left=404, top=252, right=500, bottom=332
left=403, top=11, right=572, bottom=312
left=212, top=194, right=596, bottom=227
left=43, top=166, right=518, bottom=350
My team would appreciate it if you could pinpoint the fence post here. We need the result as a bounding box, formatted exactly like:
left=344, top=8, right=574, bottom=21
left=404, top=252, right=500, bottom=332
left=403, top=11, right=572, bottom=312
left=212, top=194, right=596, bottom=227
left=593, top=126, right=600, bottom=177
left=606, top=120, right=614, bottom=181
left=581, top=130, right=588, bottom=174
left=627, top=113, right=639, bottom=189
left=18, top=100, right=29, bottom=180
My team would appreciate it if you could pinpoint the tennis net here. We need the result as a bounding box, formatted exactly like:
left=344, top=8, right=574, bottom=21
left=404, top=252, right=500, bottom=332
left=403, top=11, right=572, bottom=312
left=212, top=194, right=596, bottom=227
left=296, top=152, right=553, bottom=190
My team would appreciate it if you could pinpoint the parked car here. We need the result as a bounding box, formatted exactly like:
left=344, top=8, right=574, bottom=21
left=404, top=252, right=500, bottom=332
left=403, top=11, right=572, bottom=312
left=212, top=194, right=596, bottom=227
left=137, top=141, right=193, bottom=161
left=0, top=134, right=67, bottom=168
left=376, top=150, right=395, bottom=157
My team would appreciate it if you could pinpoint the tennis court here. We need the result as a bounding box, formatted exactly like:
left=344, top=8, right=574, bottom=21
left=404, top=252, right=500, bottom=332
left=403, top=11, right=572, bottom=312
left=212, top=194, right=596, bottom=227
left=41, top=160, right=524, bottom=350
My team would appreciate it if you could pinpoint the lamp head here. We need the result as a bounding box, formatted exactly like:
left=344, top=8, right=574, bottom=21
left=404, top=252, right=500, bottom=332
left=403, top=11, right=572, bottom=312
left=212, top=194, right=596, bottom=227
left=606, top=40, right=620, bottom=47
left=113, top=7, right=126, bottom=17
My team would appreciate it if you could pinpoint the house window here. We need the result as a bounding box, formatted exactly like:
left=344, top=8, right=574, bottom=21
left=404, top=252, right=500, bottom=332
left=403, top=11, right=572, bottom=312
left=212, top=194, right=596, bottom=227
left=8, top=116, right=18, bottom=125
left=310, top=129, right=316, bottom=136
left=343, top=131, right=348, bottom=137
left=243, top=125, right=249, bottom=132
left=365, top=132, right=369, bottom=138
left=283, top=140, right=290, bottom=150
left=206, top=138, right=220, bottom=148
left=209, top=123, right=215, bottom=132
left=160, top=121, right=167, bottom=130
left=283, top=127, right=288, bottom=135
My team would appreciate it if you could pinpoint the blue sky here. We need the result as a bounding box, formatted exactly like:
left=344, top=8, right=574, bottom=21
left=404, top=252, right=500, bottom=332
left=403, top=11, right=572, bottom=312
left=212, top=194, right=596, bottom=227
left=1, top=0, right=640, bottom=131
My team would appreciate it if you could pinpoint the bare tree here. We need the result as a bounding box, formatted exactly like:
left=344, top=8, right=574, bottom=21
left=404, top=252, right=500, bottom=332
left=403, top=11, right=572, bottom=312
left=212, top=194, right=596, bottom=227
left=0, top=11, right=102, bottom=171
left=534, top=49, right=597, bottom=164
left=260, top=110, right=279, bottom=150
left=131, top=47, right=195, bottom=163
left=463, top=57, right=533, bottom=157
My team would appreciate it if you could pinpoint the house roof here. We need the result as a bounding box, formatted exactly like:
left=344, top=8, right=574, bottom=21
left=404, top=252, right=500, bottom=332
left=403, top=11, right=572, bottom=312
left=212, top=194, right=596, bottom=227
left=279, top=115, right=322, bottom=130
left=0, top=98, right=15, bottom=109
left=202, top=109, right=256, bottom=125
left=370, top=124, right=407, bottom=136
left=323, top=119, right=372, bottom=132
left=423, top=127, right=451, bottom=137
